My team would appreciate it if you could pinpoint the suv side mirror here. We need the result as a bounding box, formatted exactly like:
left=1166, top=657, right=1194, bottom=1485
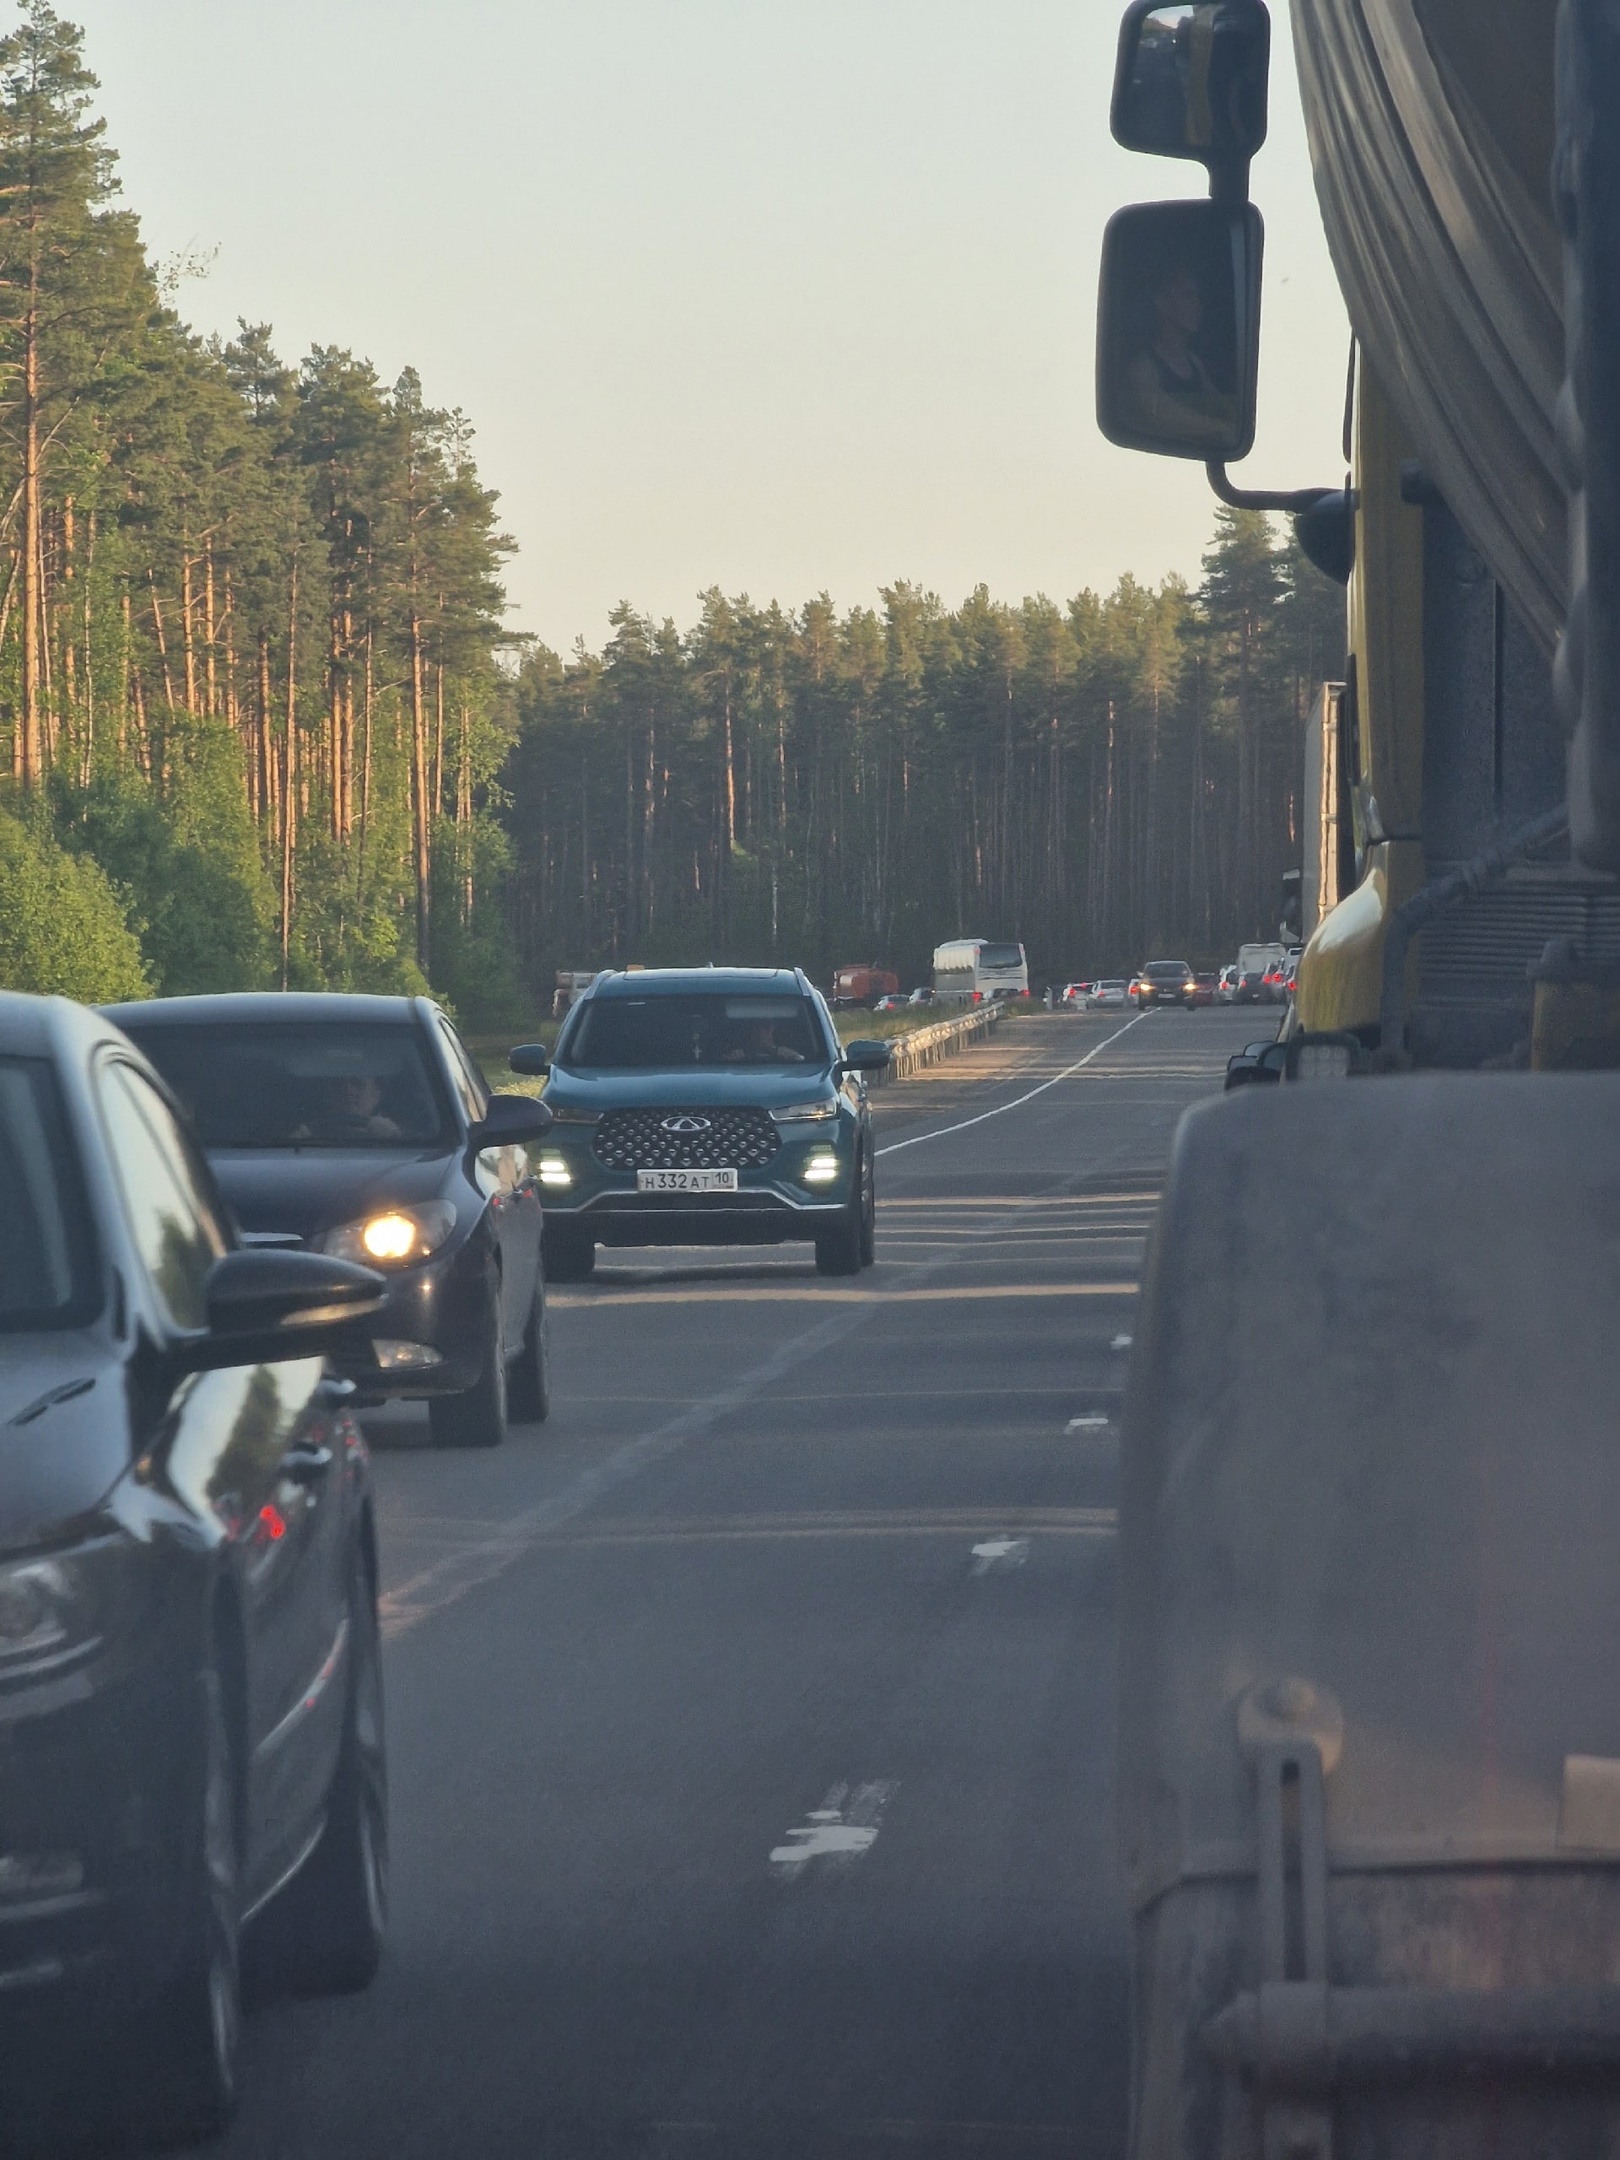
left=1111, top=0, right=1270, bottom=168
left=1097, top=198, right=1263, bottom=462
left=176, top=1249, right=386, bottom=1372
left=508, top=1043, right=550, bottom=1076
left=839, top=1040, right=892, bottom=1074
left=470, top=1093, right=554, bottom=1148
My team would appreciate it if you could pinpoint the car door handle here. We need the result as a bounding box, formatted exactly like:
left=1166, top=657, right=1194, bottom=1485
left=282, top=1443, right=334, bottom=1485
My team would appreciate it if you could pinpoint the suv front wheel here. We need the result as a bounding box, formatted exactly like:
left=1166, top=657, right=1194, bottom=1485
left=816, top=1154, right=867, bottom=1277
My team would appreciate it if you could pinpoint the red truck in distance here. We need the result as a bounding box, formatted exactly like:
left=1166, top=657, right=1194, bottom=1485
left=831, top=964, right=899, bottom=1008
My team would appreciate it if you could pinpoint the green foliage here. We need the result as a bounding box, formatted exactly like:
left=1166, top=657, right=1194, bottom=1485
left=0, top=804, right=148, bottom=999
left=0, top=7, right=1354, bottom=1015
left=54, top=724, right=275, bottom=993
left=0, top=6, right=516, bottom=1012
left=505, top=524, right=1347, bottom=986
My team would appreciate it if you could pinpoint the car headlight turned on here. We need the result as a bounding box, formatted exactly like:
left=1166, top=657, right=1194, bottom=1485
left=770, top=1099, right=838, bottom=1123
left=322, top=1200, right=456, bottom=1267
left=0, top=1554, right=100, bottom=1680
left=802, top=1150, right=841, bottom=1185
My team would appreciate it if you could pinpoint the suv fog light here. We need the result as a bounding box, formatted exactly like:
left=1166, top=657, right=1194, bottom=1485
left=373, top=1341, right=445, bottom=1371
left=537, top=1154, right=573, bottom=1188
left=803, top=1151, right=840, bottom=1185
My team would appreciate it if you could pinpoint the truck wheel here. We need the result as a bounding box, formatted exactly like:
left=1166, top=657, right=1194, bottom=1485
left=542, top=1222, right=595, bottom=1283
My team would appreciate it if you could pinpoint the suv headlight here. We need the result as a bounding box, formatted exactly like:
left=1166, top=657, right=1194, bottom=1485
left=769, top=1099, right=839, bottom=1123
left=321, top=1200, right=456, bottom=1267
left=0, top=1555, right=100, bottom=1680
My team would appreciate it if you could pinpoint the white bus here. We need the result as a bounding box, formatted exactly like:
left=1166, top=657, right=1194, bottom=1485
left=932, top=938, right=1029, bottom=1004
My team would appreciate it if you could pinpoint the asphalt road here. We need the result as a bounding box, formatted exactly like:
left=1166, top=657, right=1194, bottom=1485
left=123, top=1008, right=1271, bottom=2157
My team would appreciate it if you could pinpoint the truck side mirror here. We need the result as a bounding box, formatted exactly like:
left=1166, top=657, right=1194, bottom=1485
left=1096, top=199, right=1263, bottom=463
left=1111, top=0, right=1270, bottom=169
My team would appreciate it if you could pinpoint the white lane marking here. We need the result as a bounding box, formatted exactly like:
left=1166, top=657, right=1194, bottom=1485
left=971, top=1536, right=1031, bottom=1574
left=877, top=1194, right=1161, bottom=1208
left=549, top=1281, right=1138, bottom=1307
left=1111, top=1333, right=1134, bottom=1350
left=770, top=1781, right=897, bottom=1879
left=875, top=1013, right=1149, bottom=1155
left=382, top=1189, right=1111, bottom=1639
left=1066, top=1414, right=1111, bottom=1432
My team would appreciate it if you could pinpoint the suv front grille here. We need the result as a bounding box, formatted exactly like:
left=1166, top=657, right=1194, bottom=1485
left=592, top=1107, right=781, bottom=1172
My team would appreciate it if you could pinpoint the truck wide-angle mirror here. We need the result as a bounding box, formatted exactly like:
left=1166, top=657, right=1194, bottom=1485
left=1111, top=0, right=1270, bottom=167
left=1096, top=199, right=1262, bottom=462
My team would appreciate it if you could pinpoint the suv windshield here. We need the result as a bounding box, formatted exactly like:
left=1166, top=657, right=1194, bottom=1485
left=121, top=1022, right=450, bottom=1149
left=0, top=1057, right=97, bottom=1331
left=563, top=994, right=825, bottom=1070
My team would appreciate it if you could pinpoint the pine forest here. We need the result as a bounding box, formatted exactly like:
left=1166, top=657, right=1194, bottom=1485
left=0, top=4, right=1345, bottom=1021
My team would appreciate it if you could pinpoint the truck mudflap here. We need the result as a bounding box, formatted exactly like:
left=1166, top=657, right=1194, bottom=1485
left=1120, top=1072, right=1620, bottom=2159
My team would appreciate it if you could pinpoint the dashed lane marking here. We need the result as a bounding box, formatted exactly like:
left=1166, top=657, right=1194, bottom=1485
left=1066, top=1413, right=1111, bottom=1431
left=970, top=1536, right=1031, bottom=1574
left=770, top=1781, right=898, bottom=1879
left=549, top=1281, right=1138, bottom=1308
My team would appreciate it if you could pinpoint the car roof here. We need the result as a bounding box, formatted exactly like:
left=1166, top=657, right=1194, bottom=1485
left=100, top=991, right=430, bottom=1029
left=585, top=967, right=807, bottom=1000
left=0, top=988, right=135, bottom=1060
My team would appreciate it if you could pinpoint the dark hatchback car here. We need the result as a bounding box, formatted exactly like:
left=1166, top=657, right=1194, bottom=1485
left=103, top=994, right=553, bottom=1450
left=0, top=992, right=388, bottom=2145
left=518, top=967, right=889, bottom=1280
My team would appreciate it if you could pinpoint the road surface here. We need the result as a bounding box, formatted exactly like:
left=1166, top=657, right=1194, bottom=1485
left=80, top=1007, right=1269, bottom=2157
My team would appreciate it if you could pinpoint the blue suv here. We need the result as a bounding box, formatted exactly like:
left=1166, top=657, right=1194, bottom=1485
left=512, top=968, right=889, bottom=1280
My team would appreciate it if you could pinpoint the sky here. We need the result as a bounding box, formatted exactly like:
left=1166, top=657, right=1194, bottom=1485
left=66, top=0, right=1349, bottom=658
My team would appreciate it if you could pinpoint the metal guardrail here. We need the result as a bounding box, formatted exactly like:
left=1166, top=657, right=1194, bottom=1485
left=865, top=1003, right=1002, bottom=1085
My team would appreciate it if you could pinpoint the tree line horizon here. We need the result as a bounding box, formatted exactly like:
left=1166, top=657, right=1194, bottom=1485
left=0, top=1, right=1345, bottom=1022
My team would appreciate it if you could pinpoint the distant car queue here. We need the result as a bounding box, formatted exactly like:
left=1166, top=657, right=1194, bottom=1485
left=1059, top=943, right=1299, bottom=1013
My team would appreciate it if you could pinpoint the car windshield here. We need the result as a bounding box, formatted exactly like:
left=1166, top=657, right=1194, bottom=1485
left=562, top=994, right=825, bottom=1069
left=120, top=1022, right=450, bottom=1149
left=0, top=1056, right=98, bottom=1331
left=1145, top=962, right=1191, bottom=978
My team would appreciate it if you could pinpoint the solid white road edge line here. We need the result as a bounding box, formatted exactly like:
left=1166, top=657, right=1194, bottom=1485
left=875, top=1012, right=1149, bottom=1156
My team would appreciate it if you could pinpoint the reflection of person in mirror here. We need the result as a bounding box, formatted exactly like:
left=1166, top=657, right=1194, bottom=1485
left=1127, top=266, right=1237, bottom=447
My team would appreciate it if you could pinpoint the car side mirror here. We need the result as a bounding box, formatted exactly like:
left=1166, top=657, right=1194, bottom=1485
left=508, top=1043, right=550, bottom=1076
left=175, top=1249, right=386, bottom=1372
left=469, top=1093, right=554, bottom=1148
left=1097, top=198, right=1263, bottom=463
left=1111, top=0, right=1270, bottom=168
left=839, top=1040, right=892, bottom=1074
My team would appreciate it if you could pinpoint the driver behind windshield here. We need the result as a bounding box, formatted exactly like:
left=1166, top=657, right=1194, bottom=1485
left=290, top=1070, right=402, bottom=1141
left=723, top=1015, right=806, bottom=1064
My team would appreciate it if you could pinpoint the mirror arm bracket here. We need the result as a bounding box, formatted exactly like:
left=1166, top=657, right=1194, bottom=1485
left=1206, top=463, right=1337, bottom=516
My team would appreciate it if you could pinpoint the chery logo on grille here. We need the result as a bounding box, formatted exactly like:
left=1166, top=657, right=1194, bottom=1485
left=660, top=1115, right=711, bottom=1134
